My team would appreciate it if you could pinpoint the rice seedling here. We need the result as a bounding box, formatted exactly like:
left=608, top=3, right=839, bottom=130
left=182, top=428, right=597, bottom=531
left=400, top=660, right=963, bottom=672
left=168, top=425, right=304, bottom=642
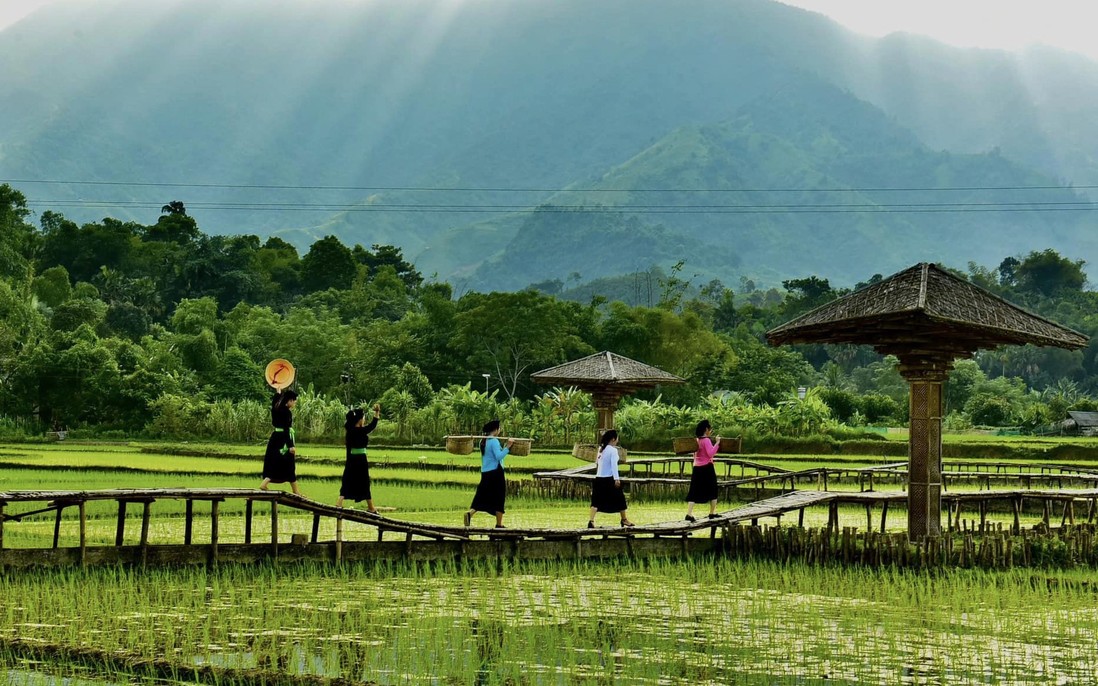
left=3, top=558, right=1098, bottom=684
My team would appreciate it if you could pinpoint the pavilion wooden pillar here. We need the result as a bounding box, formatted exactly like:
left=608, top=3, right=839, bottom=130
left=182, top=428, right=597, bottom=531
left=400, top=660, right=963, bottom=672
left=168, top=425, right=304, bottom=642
left=899, top=358, right=950, bottom=540
left=591, top=391, right=623, bottom=444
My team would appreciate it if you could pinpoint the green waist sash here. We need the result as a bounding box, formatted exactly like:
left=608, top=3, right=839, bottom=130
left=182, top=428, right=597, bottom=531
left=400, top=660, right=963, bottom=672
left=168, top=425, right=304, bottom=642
left=349, top=448, right=367, bottom=455
left=275, top=426, right=296, bottom=454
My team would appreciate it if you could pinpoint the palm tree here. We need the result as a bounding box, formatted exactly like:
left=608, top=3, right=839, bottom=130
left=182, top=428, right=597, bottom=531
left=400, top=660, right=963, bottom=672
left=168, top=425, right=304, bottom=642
left=160, top=200, right=187, bottom=216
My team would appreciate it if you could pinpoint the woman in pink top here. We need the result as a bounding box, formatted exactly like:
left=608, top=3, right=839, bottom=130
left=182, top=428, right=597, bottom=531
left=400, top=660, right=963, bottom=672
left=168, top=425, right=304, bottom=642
left=685, top=419, right=720, bottom=522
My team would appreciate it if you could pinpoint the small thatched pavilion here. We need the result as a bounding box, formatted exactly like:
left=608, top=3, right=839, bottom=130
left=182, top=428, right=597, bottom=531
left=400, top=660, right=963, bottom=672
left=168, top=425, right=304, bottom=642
left=531, top=351, right=684, bottom=444
left=767, top=263, right=1088, bottom=540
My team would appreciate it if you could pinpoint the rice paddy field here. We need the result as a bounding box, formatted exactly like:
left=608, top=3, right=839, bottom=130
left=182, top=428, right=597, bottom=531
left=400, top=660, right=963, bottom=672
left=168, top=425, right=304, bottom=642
left=4, top=437, right=1098, bottom=684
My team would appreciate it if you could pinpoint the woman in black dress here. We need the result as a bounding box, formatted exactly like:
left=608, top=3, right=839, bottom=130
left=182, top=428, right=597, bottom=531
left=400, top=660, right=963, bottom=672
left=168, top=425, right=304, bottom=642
left=685, top=419, right=721, bottom=522
left=464, top=419, right=513, bottom=528
left=338, top=403, right=381, bottom=514
left=260, top=389, right=301, bottom=495
left=588, top=430, right=634, bottom=528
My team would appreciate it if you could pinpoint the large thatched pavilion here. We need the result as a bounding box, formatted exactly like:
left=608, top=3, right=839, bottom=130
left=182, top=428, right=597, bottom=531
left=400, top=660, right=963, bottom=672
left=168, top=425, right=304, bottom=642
left=767, top=263, right=1088, bottom=539
left=531, top=351, right=684, bottom=445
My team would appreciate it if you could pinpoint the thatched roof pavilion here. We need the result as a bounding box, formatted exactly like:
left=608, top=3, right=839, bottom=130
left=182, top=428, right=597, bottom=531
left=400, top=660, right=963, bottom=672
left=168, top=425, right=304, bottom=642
left=767, top=263, right=1087, bottom=539
left=768, top=262, right=1087, bottom=364
left=532, top=351, right=684, bottom=444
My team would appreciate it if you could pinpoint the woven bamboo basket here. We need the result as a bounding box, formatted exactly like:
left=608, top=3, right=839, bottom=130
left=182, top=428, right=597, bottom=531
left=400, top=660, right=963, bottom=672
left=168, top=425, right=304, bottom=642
left=717, top=436, right=742, bottom=454
left=444, top=436, right=475, bottom=455
left=508, top=438, right=533, bottom=456
left=572, top=443, right=596, bottom=461
left=572, top=443, right=627, bottom=462
left=672, top=437, right=697, bottom=455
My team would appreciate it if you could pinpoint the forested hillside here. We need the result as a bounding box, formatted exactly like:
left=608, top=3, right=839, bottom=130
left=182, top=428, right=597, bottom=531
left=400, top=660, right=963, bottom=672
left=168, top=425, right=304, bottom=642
left=3, top=0, right=1098, bottom=291
left=1, top=185, right=1096, bottom=442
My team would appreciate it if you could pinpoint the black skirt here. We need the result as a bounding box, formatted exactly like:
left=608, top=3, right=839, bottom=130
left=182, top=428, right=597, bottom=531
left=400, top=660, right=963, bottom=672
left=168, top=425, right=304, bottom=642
left=470, top=466, right=506, bottom=514
left=340, top=455, right=372, bottom=501
left=687, top=463, right=718, bottom=502
left=591, top=476, right=628, bottom=513
left=262, top=431, right=297, bottom=483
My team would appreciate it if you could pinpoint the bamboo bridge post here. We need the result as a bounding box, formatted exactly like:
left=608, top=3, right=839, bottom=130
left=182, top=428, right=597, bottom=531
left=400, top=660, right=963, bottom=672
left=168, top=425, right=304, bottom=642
left=0, top=502, right=4, bottom=550
left=78, top=501, right=86, bottom=566
left=1013, top=497, right=1022, bottom=534
left=880, top=501, right=889, bottom=532
left=335, top=515, right=343, bottom=564
left=311, top=513, right=321, bottom=543
left=115, top=501, right=126, bottom=546
left=52, top=504, right=64, bottom=548
left=244, top=500, right=253, bottom=544
left=140, top=501, right=152, bottom=567
left=184, top=500, right=194, bottom=545
left=210, top=500, right=220, bottom=565
left=270, top=502, right=279, bottom=559
left=865, top=504, right=872, bottom=534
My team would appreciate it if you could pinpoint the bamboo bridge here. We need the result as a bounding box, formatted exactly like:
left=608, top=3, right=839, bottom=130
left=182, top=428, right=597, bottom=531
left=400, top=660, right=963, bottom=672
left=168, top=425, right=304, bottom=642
left=5, top=482, right=1098, bottom=569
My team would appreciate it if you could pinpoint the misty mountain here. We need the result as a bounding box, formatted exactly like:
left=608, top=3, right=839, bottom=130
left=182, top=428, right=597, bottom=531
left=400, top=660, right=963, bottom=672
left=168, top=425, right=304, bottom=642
left=472, top=78, right=1094, bottom=290
left=2, top=0, right=1097, bottom=290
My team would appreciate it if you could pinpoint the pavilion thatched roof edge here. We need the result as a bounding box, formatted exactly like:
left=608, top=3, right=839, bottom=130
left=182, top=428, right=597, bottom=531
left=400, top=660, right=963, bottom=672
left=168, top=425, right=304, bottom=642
left=766, top=263, right=1088, bottom=351
left=531, top=351, right=684, bottom=386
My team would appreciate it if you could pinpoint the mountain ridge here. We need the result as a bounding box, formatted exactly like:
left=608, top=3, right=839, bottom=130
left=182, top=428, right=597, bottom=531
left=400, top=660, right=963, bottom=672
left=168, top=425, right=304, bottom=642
left=3, top=0, right=1097, bottom=289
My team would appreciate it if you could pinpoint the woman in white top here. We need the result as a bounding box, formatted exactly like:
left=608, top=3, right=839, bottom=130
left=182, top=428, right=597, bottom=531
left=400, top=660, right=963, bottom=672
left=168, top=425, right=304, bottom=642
left=587, top=430, right=634, bottom=528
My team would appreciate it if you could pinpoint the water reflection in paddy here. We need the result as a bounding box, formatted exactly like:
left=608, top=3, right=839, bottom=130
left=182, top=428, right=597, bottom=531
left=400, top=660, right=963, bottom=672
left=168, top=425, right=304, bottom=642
left=2, top=561, right=1097, bottom=684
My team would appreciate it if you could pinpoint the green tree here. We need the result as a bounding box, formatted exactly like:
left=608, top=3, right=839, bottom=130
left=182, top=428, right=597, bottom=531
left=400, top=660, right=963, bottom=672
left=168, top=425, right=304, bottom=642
left=943, top=359, right=986, bottom=415
left=455, top=291, right=591, bottom=400
left=210, top=347, right=266, bottom=402
left=32, top=266, right=72, bottom=309
left=1014, top=249, right=1087, bottom=297
left=50, top=298, right=108, bottom=333
left=718, top=337, right=813, bottom=406
left=355, top=243, right=423, bottom=289
left=0, top=184, right=38, bottom=280
left=301, top=235, right=357, bottom=293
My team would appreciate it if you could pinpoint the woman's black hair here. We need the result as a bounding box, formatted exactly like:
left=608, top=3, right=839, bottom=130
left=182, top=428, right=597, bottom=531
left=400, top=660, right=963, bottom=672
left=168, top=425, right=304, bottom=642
left=480, top=419, right=501, bottom=455
left=344, top=407, right=365, bottom=431
left=695, top=420, right=711, bottom=438
left=273, top=389, right=299, bottom=409
left=599, top=429, right=618, bottom=449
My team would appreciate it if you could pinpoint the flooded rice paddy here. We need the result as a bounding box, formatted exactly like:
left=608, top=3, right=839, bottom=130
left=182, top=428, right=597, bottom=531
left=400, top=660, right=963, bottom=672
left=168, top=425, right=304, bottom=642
left=2, top=559, right=1097, bottom=685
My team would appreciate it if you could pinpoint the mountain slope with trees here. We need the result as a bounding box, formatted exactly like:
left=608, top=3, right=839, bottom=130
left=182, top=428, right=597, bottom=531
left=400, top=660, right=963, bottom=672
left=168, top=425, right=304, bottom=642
left=3, top=0, right=1098, bottom=290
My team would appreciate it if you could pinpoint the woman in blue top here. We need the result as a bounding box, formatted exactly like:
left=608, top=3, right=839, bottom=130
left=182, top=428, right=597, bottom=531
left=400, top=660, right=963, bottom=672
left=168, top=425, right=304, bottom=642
left=464, top=419, right=514, bottom=528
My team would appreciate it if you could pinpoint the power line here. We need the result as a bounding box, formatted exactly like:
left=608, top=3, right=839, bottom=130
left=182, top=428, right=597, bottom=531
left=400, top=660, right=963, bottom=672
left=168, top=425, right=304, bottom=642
left=5, top=178, right=1097, bottom=193
left=21, top=199, right=1098, bottom=215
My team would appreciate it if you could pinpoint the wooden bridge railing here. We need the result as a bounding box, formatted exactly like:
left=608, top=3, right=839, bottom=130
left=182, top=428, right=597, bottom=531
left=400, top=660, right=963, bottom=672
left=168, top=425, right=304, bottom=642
left=5, top=485, right=1098, bottom=569
left=0, top=488, right=473, bottom=566
left=535, top=458, right=1098, bottom=500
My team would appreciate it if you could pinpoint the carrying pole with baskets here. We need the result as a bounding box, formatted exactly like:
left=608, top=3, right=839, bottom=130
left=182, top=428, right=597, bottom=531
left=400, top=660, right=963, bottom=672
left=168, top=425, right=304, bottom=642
left=445, top=436, right=533, bottom=456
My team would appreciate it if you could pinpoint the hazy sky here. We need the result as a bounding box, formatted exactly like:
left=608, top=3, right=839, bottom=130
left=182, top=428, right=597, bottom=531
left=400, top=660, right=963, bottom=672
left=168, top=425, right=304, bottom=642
left=2, top=0, right=1098, bottom=61
left=779, top=0, right=1098, bottom=60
